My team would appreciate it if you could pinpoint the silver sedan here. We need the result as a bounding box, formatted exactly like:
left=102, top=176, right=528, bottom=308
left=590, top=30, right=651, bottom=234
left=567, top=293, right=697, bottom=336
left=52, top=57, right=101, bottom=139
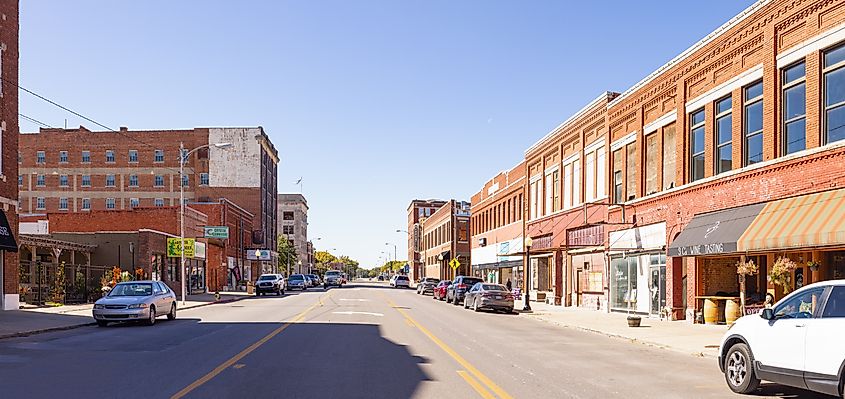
left=93, top=281, right=177, bottom=326
left=463, top=283, right=514, bottom=313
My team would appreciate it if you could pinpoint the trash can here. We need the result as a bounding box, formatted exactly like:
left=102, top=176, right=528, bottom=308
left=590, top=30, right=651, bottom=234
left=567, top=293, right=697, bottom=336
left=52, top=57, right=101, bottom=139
left=246, top=281, right=255, bottom=295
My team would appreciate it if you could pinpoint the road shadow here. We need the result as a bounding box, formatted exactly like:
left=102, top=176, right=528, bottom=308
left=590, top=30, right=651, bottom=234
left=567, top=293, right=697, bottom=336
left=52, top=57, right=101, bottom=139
left=750, top=383, right=833, bottom=398
left=0, top=318, right=432, bottom=399
left=0, top=310, right=94, bottom=339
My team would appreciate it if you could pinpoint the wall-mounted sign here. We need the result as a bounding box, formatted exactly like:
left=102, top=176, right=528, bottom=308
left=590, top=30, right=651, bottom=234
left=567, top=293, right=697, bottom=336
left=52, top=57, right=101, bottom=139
left=567, top=225, right=604, bottom=248
left=204, top=226, right=229, bottom=239
left=247, top=249, right=272, bottom=261
left=194, top=242, right=207, bottom=260
left=167, top=238, right=195, bottom=258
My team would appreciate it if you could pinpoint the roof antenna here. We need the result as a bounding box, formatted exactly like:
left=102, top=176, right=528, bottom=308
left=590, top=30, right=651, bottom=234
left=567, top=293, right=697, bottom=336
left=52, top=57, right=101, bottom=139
left=64, top=119, right=67, bottom=129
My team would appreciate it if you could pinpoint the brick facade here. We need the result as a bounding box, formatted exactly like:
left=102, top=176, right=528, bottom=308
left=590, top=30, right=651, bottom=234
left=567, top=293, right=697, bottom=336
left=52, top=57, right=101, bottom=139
left=406, top=199, right=447, bottom=281
left=1, top=1, right=19, bottom=310
left=419, top=200, right=471, bottom=280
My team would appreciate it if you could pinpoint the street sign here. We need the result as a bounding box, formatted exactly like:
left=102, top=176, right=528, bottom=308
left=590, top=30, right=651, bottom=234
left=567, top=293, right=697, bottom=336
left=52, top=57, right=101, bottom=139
left=247, top=249, right=272, bottom=261
left=204, top=226, right=229, bottom=239
left=167, top=238, right=195, bottom=258
left=449, top=258, right=461, bottom=270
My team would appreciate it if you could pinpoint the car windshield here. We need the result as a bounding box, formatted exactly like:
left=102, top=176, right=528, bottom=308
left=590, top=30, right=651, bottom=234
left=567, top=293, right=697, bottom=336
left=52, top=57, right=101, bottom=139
left=425, top=278, right=439, bottom=283
left=109, top=283, right=153, bottom=296
left=258, top=275, right=277, bottom=281
left=289, top=275, right=304, bottom=281
left=461, top=278, right=483, bottom=286
left=326, top=271, right=340, bottom=276
left=482, top=284, right=507, bottom=291
left=397, top=276, right=409, bottom=281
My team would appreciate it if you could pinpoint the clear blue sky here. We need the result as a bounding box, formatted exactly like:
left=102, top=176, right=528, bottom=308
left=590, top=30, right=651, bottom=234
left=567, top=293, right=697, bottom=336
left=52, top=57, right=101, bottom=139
left=20, top=1, right=756, bottom=269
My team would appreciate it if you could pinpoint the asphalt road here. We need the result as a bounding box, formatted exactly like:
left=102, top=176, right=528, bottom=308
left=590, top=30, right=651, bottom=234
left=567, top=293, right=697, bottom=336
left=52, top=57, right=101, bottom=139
left=0, top=282, right=832, bottom=398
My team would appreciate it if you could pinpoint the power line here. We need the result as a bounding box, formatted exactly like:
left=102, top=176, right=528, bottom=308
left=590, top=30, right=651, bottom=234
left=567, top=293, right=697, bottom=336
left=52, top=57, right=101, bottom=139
left=19, top=113, right=52, bottom=128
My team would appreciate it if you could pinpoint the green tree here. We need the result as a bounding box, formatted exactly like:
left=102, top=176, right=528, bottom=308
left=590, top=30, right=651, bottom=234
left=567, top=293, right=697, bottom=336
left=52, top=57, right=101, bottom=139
left=277, top=236, right=298, bottom=276
left=314, top=251, right=337, bottom=274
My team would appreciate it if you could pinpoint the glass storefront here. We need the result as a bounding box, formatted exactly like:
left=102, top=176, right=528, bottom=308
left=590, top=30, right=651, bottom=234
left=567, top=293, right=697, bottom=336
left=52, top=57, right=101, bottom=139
left=611, top=256, right=637, bottom=311
left=648, top=254, right=666, bottom=315
left=612, top=253, right=663, bottom=314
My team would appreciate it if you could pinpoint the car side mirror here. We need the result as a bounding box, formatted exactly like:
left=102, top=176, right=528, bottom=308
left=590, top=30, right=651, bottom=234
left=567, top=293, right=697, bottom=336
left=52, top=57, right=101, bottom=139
left=760, top=308, right=774, bottom=320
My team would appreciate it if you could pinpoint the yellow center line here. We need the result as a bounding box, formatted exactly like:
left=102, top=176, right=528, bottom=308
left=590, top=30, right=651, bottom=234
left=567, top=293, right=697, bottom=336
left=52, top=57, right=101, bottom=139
left=170, top=292, right=331, bottom=399
left=381, top=294, right=514, bottom=399
left=457, top=370, right=496, bottom=399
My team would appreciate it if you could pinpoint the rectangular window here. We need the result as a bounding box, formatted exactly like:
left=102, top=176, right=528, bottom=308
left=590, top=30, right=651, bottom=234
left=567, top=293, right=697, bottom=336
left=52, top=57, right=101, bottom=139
left=82, top=198, right=91, bottom=210
left=81, top=151, right=90, bottom=163
left=572, top=159, right=581, bottom=207
left=530, top=179, right=540, bottom=220
left=744, top=80, right=764, bottom=165
left=105, top=150, right=115, bottom=163
left=783, top=62, right=806, bottom=155
left=596, top=146, right=606, bottom=198
left=715, top=96, right=733, bottom=174
left=154, top=198, right=164, bottom=207
left=36, top=197, right=45, bottom=210
left=18, top=175, right=22, bottom=186
left=130, top=198, right=139, bottom=208
left=283, top=225, right=294, bottom=234
left=200, top=173, right=209, bottom=185
left=645, top=133, right=658, bottom=195
left=283, top=211, right=294, bottom=220
left=689, top=109, right=705, bottom=182
left=36, top=174, right=45, bottom=187
left=59, top=175, right=68, bottom=187
left=106, top=174, right=115, bottom=187
left=128, top=149, right=138, bottom=163
left=36, top=151, right=45, bottom=164
left=824, top=44, right=845, bottom=145
left=129, top=174, right=138, bottom=187
left=612, top=149, right=623, bottom=203
left=59, top=151, right=68, bottom=163
left=544, top=171, right=554, bottom=216
left=625, top=143, right=637, bottom=200
left=563, top=163, right=572, bottom=209
left=106, top=198, right=115, bottom=209
left=585, top=152, right=595, bottom=201
left=154, top=149, right=164, bottom=163
left=155, top=175, right=164, bottom=187
left=182, top=174, right=189, bottom=187
left=59, top=197, right=68, bottom=210
left=662, top=125, right=676, bottom=190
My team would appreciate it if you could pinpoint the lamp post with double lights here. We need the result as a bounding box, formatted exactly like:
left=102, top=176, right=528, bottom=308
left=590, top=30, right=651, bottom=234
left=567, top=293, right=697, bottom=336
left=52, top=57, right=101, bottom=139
left=522, top=236, right=533, bottom=312
left=179, top=141, right=233, bottom=306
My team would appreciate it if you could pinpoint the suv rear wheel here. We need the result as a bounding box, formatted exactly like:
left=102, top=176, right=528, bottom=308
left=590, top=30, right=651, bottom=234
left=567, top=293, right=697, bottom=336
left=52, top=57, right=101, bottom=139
left=724, top=343, right=760, bottom=394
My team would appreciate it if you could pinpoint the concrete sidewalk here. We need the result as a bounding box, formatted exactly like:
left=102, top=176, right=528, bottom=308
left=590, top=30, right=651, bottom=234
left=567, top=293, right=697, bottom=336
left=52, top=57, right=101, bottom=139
left=518, top=299, right=728, bottom=358
left=0, top=291, right=251, bottom=340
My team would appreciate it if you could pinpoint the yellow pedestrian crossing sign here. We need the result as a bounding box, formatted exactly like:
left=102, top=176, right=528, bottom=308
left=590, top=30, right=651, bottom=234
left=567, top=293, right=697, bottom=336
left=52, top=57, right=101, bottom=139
left=449, top=258, right=461, bottom=270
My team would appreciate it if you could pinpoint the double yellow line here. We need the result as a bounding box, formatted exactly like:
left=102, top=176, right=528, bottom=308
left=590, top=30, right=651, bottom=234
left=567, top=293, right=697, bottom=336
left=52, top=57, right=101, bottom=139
left=170, top=292, right=329, bottom=399
left=385, top=297, right=513, bottom=399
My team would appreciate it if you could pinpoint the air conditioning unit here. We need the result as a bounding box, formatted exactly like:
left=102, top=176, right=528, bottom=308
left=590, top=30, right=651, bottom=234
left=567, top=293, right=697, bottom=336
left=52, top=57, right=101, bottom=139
left=479, top=237, right=487, bottom=247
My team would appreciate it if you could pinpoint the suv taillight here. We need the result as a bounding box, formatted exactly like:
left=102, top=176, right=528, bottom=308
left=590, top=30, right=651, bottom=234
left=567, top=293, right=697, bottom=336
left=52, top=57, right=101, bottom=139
left=457, top=284, right=466, bottom=290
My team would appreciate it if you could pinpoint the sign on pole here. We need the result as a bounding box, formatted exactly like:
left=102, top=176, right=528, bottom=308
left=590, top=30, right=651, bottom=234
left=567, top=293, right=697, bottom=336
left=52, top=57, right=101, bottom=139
left=246, top=249, right=272, bottom=261
left=167, top=238, right=195, bottom=258
left=449, top=258, right=461, bottom=270
left=204, top=226, right=229, bottom=239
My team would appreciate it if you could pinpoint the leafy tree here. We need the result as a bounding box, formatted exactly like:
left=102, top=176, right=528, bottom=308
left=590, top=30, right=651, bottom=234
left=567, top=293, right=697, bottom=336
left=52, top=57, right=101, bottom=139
left=277, top=235, right=298, bottom=276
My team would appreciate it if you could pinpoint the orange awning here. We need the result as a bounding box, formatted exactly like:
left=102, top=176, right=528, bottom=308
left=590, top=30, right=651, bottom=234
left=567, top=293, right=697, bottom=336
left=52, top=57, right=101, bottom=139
left=737, top=189, right=845, bottom=252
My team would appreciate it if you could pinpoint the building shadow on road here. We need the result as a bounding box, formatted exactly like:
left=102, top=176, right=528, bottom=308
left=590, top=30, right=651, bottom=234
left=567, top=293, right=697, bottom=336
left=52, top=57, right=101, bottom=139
left=750, top=383, right=833, bottom=398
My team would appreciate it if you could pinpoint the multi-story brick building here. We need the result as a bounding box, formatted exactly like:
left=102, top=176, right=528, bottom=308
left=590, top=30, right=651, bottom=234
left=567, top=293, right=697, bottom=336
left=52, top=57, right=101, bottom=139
left=470, top=162, right=525, bottom=289
left=406, top=199, right=447, bottom=281
left=19, top=126, right=279, bottom=270
left=420, top=200, right=471, bottom=280
left=277, top=193, right=308, bottom=274
left=0, top=0, right=19, bottom=311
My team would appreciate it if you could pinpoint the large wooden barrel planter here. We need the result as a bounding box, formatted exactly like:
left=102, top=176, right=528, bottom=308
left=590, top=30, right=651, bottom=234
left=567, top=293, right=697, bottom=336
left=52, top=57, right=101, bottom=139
left=725, top=299, right=742, bottom=325
left=703, top=298, right=719, bottom=325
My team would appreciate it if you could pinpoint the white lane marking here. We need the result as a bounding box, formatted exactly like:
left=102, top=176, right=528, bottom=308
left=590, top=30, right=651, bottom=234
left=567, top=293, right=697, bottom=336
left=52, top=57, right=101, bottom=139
left=339, top=298, right=370, bottom=302
left=332, top=311, right=384, bottom=317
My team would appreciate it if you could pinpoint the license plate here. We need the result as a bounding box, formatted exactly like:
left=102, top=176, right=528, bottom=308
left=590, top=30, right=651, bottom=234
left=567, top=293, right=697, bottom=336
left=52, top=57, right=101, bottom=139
left=495, top=295, right=502, bottom=300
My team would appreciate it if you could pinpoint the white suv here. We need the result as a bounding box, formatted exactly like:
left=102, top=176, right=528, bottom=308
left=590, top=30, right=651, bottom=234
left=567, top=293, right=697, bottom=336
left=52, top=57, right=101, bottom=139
left=719, top=280, right=845, bottom=397
left=390, top=275, right=410, bottom=288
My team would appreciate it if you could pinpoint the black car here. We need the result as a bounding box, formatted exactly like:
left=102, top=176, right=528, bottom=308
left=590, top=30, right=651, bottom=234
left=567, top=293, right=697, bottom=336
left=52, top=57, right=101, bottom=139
left=256, top=274, right=285, bottom=296
left=416, top=277, right=441, bottom=295
left=446, top=276, right=483, bottom=306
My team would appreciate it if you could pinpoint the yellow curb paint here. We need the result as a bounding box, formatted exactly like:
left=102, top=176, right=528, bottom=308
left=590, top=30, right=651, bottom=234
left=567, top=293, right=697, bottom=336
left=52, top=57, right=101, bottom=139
left=458, top=370, right=496, bottom=399
left=170, top=292, right=330, bottom=399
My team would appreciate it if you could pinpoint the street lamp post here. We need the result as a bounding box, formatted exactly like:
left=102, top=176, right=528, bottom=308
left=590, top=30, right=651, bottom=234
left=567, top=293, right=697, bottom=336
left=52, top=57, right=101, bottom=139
left=180, top=141, right=233, bottom=305
left=523, top=236, right=533, bottom=312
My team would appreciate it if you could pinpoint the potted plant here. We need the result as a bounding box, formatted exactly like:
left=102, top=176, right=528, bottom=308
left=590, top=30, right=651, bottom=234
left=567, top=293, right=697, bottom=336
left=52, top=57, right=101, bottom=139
left=626, top=294, right=641, bottom=327
left=769, top=256, right=798, bottom=294
left=807, top=260, right=821, bottom=272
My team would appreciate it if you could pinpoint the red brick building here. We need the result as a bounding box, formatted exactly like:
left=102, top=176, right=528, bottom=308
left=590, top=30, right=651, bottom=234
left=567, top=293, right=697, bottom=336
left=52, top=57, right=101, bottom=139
left=470, top=161, right=524, bottom=289
left=406, top=199, right=447, bottom=281
left=0, top=1, right=19, bottom=311
left=420, top=200, right=471, bottom=280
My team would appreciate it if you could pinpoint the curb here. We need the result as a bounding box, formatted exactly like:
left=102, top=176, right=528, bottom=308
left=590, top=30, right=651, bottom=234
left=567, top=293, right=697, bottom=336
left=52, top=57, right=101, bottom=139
left=0, top=295, right=253, bottom=341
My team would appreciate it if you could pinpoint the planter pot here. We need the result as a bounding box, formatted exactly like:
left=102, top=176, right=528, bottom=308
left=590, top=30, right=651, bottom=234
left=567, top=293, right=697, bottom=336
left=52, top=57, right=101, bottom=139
left=810, top=265, right=819, bottom=272
left=627, top=315, right=642, bottom=328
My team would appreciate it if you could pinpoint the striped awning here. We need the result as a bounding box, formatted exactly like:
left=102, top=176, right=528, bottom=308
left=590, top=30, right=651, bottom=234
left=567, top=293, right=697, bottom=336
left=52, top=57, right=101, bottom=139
left=737, top=189, right=845, bottom=252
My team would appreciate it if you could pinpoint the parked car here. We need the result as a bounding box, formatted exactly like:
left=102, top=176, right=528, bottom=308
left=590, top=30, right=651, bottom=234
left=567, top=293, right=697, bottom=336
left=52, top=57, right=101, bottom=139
left=463, top=283, right=514, bottom=313
left=417, top=277, right=441, bottom=295
left=390, top=275, right=410, bottom=288
left=446, top=276, right=483, bottom=305
left=377, top=275, right=385, bottom=281
left=306, top=274, right=321, bottom=287
left=287, top=274, right=307, bottom=291
left=93, top=281, right=176, bottom=327
left=256, top=274, right=285, bottom=296
left=718, top=280, right=845, bottom=397
left=324, top=270, right=344, bottom=288
left=433, top=280, right=451, bottom=300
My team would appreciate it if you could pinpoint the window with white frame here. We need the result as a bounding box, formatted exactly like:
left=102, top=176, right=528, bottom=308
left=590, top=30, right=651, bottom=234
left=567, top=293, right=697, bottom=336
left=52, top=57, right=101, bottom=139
left=155, top=175, right=164, bottom=187
left=154, top=149, right=164, bottom=163
left=82, top=198, right=91, bottom=210
left=200, top=173, right=209, bottom=185
left=81, top=151, right=90, bottom=163
left=36, top=197, right=45, bottom=210
left=585, top=151, right=595, bottom=201
left=36, top=174, right=45, bottom=187
left=562, top=157, right=581, bottom=209
left=625, top=143, right=637, bottom=201
left=529, top=178, right=540, bottom=220
left=106, top=198, right=116, bottom=209
left=129, top=174, right=138, bottom=187
left=106, top=174, right=116, bottom=187
left=613, top=149, right=624, bottom=203
left=59, top=197, right=68, bottom=210
left=182, top=174, right=189, bottom=187
left=154, top=198, right=164, bottom=207
left=18, top=175, right=22, bottom=186
left=715, top=96, right=733, bottom=174
left=36, top=151, right=45, bottom=164
left=744, top=81, right=764, bottom=165
left=59, top=174, right=68, bottom=187
left=128, top=149, right=138, bottom=163
left=544, top=167, right=557, bottom=215
left=783, top=62, right=806, bottom=155
left=662, top=125, right=676, bottom=190
left=81, top=175, right=91, bottom=187
left=824, top=44, right=845, bottom=145
left=105, top=150, right=115, bottom=163
left=59, top=151, right=68, bottom=163
left=130, top=198, right=139, bottom=208
left=689, top=109, right=705, bottom=182
left=645, top=133, right=658, bottom=195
